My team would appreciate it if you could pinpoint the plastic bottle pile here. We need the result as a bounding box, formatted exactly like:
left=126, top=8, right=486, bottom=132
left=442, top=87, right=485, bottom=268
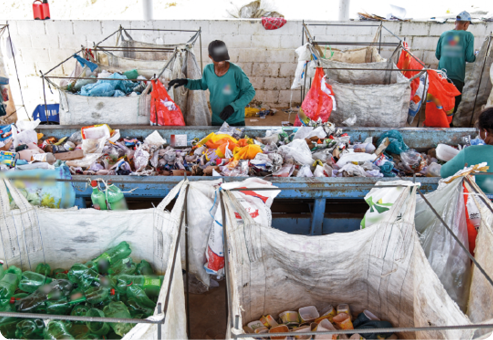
left=64, top=69, right=148, bottom=98
left=0, top=120, right=484, bottom=178
left=0, top=241, right=163, bottom=339
left=244, top=304, right=395, bottom=339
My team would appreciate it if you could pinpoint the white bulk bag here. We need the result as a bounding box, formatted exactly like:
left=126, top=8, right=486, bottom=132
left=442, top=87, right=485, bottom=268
left=463, top=178, right=493, bottom=338
left=0, top=179, right=188, bottom=340
left=224, top=184, right=473, bottom=339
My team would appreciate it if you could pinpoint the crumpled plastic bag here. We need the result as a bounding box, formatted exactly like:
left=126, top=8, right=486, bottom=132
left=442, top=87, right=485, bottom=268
left=377, top=130, right=409, bottom=155
left=296, top=165, right=313, bottom=177
left=233, top=144, right=263, bottom=160
left=400, top=149, right=426, bottom=173
left=278, top=139, right=313, bottom=165
left=81, top=138, right=106, bottom=155
left=134, top=145, right=151, bottom=172
left=294, top=126, right=327, bottom=140
left=342, top=115, right=357, bottom=127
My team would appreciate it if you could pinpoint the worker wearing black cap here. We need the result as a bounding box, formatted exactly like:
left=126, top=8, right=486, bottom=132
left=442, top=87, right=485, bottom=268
left=168, top=40, right=255, bottom=126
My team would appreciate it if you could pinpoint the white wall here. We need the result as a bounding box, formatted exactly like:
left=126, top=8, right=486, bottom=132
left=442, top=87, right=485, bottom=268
left=1, top=19, right=492, bottom=120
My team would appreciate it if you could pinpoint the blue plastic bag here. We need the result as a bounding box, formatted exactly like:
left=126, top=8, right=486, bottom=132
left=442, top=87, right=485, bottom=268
left=5, top=163, right=76, bottom=209
left=377, top=130, right=409, bottom=155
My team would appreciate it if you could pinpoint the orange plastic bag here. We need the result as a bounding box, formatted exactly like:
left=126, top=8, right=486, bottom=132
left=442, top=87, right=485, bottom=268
left=295, top=68, right=336, bottom=126
left=424, top=71, right=461, bottom=127
left=397, top=42, right=424, bottom=98
left=150, top=79, right=185, bottom=126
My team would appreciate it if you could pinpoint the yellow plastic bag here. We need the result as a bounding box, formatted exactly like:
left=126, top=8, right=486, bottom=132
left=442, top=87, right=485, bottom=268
left=233, top=144, right=263, bottom=160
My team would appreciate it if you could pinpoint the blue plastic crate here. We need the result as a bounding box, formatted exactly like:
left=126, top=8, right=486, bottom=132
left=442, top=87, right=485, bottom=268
left=32, top=104, right=60, bottom=123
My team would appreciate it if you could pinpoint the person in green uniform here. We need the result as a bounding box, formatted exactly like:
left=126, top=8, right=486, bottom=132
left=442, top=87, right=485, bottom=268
left=168, top=40, right=255, bottom=126
left=441, top=107, right=493, bottom=193
left=435, top=11, right=476, bottom=115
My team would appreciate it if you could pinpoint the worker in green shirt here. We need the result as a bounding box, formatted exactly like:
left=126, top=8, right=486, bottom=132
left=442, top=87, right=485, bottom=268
left=435, top=11, right=476, bottom=115
left=168, top=40, right=255, bottom=126
left=441, top=107, right=493, bottom=194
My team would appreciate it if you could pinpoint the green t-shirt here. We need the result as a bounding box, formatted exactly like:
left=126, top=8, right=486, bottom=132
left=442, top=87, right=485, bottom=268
left=435, top=29, right=476, bottom=83
left=185, top=62, right=255, bottom=125
left=440, top=145, right=493, bottom=193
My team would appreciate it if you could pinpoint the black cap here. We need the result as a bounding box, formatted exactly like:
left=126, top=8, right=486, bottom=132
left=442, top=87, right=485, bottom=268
left=208, top=40, right=230, bottom=62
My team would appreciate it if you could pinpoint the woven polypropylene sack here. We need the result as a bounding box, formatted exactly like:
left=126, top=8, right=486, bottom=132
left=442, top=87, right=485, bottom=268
left=225, top=184, right=473, bottom=339
left=0, top=179, right=188, bottom=340
left=320, top=59, right=411, bottom=127
left=454, top=35, right=493, bottom=127
left=463, top=179, right=493, bottom=338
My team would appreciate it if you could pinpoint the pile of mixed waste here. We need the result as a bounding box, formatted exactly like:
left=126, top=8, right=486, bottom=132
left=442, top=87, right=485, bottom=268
left=0, top=120, right=483, bottom=178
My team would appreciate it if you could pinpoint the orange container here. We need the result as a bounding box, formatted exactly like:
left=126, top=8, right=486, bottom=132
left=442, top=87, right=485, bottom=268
left=332, top=313, right=354, bottom=330
left=269, top=325, right=289, bottom=340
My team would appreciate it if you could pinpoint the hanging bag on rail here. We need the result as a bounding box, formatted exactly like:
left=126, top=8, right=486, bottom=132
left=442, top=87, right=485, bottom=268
left=150, top=79, right=186, bottom=126
left=0, top=179, right=188, bottom=339
left=295, top=67, right=336, bottom=126
left=224, top=182, right=474, bottom=339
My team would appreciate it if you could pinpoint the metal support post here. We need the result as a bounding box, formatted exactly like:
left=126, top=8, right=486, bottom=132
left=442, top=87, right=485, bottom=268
left=185, top=186, right=191, bottom=338
left=378, top=22, right=382, bottom=54
left=40, top=71, right=49, bottom=124
left=469, top=35, right=492, bottom=127
left=199, top=28, right=203, bottom=74
left=310, top=198, right=326, bottom=235
left=157, top=303, right=162, bottom=340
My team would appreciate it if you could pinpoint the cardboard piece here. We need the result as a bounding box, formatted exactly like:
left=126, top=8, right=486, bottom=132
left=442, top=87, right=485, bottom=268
left=54, top=149, right=84, bottom=160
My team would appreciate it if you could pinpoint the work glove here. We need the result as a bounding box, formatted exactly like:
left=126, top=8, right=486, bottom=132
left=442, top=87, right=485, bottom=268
left=219, top=105, right=235, bottom=121
left=168, top=78, right=188, bottom=89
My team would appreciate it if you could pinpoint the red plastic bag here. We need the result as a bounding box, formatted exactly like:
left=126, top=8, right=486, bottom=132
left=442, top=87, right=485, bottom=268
left=262, top=17, right=286, bottom=30
left=150, top=79, right=185, bottom=126
left=295, top=67, right=336, bottom=126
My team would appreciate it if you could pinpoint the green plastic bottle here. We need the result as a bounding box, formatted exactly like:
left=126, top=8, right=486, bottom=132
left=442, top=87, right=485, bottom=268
left=127, top=299, right=154, bottom=318
left=0, top=266, right=22, bottom=299
left=90, top=180, right=107, bottom=210
left=43, top=320, right=75, bottom=340
left=67, top=263, right=108, bottom=289
left=108, top=257, right=137, bottom=276
left=15, top=319, right=45, bottom=339
left=15, top=279, right=74, bottom=313
left=35, top=263, right=52, bottom=277
left=85, top=308, right=111, bottom=336
left=112, top=274, right=163, bottom=294
left=127, top=285, right=156, bottom=316
left=103, top=302, right=133, bottom=337
left=0, top=300, right=20, bottom=338
left=135, top=260, right=154, bottom=276
left=93, top=241, right=132, bottom=273
left=105, top=182, right=128, bottom=210
left=69, top=286, right=110, bottom=305
left=67, top=323, right=90, bottom=339
left=19, top=271, right=53, bottom=293
left=105, top=330, right=122, bottom=339
left=46, top=297, right=72, bottom=315
left=71, top=304, right=91, bottom=324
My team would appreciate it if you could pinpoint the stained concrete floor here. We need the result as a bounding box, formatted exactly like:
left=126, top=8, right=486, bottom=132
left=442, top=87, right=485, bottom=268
left=187, top=280, right=227, bottom=339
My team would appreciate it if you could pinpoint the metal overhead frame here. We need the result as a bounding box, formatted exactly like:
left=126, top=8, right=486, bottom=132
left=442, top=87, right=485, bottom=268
left=222, top=178, right=493, bottom=339
left=39, top=25, right=203, bottom=125
left=0, top=182, right=191, bottom=340
left=0, top=22, right=30, bottom=120
left=300, top=21, right=429, bottom=127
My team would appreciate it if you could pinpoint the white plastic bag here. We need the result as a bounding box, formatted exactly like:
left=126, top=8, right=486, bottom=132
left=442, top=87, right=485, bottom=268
left=336, top=152, right=377, bottom=167
left=144, top=130, right=166, bottom=147
left=291, top=44, right=312, bottom=90
left=294, top=126, right=327, bottom=140
left=296, top=165, right=313, bottom=177
left=361, top=180, right=417, bottom=229
left=278, top=139, right=314, bottom=165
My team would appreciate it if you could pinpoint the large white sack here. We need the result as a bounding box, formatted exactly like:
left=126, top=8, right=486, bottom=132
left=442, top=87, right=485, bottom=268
left=181, top=179, right=223, bottom=288
left=415, top=177, right=471, bottom=312
left=464, top=178, right=493, bottom=338
left=0, top=179, right=188, bottom=340
left=224, top=184, right=473, bottom=339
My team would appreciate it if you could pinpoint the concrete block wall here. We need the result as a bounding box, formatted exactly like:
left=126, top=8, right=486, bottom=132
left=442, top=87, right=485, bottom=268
left=1, top=19, right=492, bottom=120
